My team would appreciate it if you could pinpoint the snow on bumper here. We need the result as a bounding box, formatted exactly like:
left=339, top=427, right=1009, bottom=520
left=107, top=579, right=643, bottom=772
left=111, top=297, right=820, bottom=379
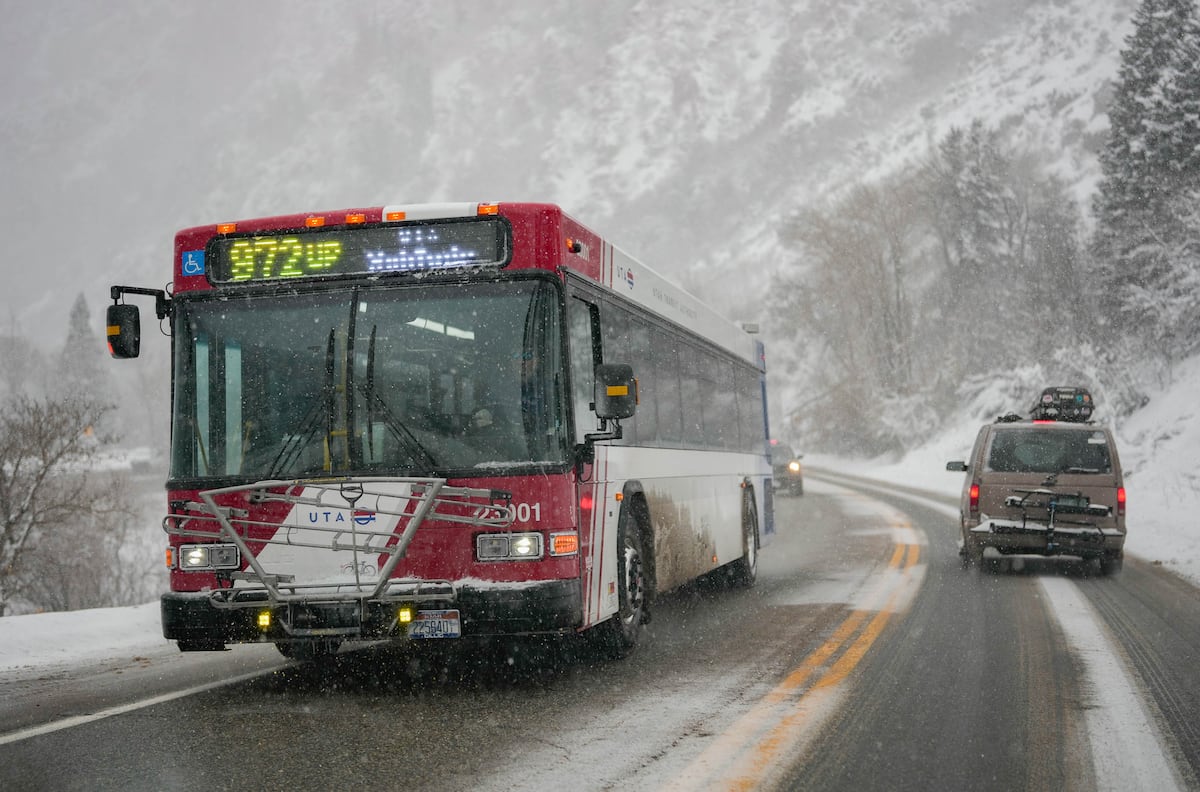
left=161, top=579, right=582, bottom=646
left=968, top=518, right=1125, bottom=558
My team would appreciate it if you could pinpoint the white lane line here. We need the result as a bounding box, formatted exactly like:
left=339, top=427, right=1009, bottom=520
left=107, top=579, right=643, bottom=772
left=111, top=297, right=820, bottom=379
left=824, top=475, right=1186, bottom=790
left=0, top=665, right=285, bottom=746
left=1039, top=577, right=1185, bottom=792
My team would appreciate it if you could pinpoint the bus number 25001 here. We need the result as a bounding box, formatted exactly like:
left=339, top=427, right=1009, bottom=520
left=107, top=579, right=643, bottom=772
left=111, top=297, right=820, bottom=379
left=514, top=502, right=542, bottom=523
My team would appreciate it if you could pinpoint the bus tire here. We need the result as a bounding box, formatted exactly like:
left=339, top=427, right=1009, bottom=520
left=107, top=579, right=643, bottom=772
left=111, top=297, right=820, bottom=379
left=729, top=489, right=759, bottom=588
left=593, top=506, right=647, bottom=658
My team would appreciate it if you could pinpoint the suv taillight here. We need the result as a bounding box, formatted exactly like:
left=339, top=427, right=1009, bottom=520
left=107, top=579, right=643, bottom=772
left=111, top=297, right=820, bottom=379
left=969, top=483, right=980, bottom=516
left=1117, top=486, right=1126, bottom=517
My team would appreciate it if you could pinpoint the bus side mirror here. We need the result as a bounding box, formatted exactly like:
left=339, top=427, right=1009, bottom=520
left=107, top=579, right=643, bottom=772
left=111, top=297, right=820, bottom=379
left=107, top=303, right=141, bottom=359
left=594, top=363, right=637, bottom=420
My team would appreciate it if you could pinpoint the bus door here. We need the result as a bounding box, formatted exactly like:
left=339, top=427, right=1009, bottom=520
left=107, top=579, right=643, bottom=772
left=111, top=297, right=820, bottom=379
left=567, top=294, right=611, bottom=626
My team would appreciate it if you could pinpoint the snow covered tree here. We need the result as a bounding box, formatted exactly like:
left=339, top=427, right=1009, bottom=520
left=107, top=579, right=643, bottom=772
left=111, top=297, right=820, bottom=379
left=773, top=176, right=922, bottom=453
left=57, top=292, right=128, bottom=439
left=12, top=466, right=149, bottom=613
left=923, top=122, right=1011, bottom=293
left=919, top=122, right=1087, bottom=381
left=58, top=293, right=107, bottom=392
left=773, top=121, right=1088, bottom=452
left=1091, top=0, right=1200, bottom=360
left=0, top=394, right=128, bottom=616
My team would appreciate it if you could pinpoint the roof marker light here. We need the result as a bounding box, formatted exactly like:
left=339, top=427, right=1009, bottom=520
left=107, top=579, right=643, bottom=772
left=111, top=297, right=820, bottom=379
left=385, top=210, right=406, bottom=222
left=477, top=203, right=499, bottom=215
left=345, top=213, right=366, bottom=224
left=217, top=223, right=236, bottom=234
left=305, top=216, right=326, bottom=228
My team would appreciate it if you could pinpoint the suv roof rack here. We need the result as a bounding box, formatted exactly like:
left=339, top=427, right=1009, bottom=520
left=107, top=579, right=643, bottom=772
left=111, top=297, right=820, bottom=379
left=1030, top=386, right=1094, bottom=423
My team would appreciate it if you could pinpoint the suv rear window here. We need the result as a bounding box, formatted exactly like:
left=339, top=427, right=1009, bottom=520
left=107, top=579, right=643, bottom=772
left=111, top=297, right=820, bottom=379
left=985, top=428, right=1112, bottom=474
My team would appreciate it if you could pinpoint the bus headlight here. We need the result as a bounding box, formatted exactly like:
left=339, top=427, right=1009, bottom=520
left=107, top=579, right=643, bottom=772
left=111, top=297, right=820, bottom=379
left=475, top=532, right=543, bottom=561
left=177, top=543, right=241, bottom=570
left=511, top=535, right=539, bottom=557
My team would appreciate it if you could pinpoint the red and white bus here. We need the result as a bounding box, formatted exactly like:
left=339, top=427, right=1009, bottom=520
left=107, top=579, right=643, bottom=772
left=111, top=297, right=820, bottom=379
left=108, top=201, right=773, bottom=659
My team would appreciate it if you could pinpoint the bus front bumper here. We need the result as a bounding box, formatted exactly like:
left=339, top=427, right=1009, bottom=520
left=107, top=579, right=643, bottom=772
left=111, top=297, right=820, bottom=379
left=161, top=579, right=583, bottom=648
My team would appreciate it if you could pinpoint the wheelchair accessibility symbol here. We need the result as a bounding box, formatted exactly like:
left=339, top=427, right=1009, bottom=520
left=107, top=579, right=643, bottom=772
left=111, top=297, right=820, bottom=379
left=182, top=251, right=205, bottom=276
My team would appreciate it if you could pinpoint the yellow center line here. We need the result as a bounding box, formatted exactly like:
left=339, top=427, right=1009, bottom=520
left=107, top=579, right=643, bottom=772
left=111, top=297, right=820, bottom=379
left=732, top=542, right=920, bottom=788
left=761, top=607, right=872, bottom=704
left=815, top=542, right=919, bottom=690
left=669, top=538, right=922, bottom=792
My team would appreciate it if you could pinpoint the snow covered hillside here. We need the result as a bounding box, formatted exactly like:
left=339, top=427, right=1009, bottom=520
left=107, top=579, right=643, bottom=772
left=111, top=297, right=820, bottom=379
left=2, top=0, right=1136, bottom=344
left=821, top=352, right=1200, bottom=585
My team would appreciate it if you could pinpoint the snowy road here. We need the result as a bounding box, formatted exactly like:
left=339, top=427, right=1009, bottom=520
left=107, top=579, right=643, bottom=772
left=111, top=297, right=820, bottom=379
left=2, top=475, right=1199, bottom=791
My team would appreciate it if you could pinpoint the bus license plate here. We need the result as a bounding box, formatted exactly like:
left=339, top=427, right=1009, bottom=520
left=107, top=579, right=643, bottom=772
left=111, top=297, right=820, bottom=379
left=409, top=609, right=461, bottom=639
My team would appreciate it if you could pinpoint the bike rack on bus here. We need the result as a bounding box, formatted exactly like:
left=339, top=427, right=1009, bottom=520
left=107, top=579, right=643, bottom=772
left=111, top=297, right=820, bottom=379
left=164, top=477, right=514, bottom=617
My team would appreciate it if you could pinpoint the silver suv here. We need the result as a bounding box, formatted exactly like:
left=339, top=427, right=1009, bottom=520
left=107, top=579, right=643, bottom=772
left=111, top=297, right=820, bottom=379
left=946, top=388, right=1126, bottom=574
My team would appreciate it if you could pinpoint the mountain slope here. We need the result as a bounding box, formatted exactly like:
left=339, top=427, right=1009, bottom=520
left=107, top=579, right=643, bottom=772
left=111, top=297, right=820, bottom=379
left=1, top=0, right=1136, bottom=347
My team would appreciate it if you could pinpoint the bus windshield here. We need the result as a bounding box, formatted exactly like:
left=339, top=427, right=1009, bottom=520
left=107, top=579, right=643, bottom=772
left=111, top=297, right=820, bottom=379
left=170, top=277, right=567, bottom=481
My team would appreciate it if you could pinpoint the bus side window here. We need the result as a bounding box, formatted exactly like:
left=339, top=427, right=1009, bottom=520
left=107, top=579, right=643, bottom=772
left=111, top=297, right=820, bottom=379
left=679, top=342, right=706, bottom=447
left=568, top=297, right=599, bottom=443
left=711, top=360, right=739, bottom=449
left=654, top=342, right=683, bottom=444
left=737, top=367, right=765, bottom=454
left=626, top=320, right=655, bottom=442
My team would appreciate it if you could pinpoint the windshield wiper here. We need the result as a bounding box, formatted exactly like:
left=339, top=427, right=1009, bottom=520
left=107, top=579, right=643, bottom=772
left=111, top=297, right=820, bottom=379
left=360, top=325, right=438, bottom=469
left=268, top=328, right=337, bottom=477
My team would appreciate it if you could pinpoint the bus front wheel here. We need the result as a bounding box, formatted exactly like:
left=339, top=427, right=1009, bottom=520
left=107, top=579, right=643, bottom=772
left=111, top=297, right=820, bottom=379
left=593, top=507, right=647, bottom=658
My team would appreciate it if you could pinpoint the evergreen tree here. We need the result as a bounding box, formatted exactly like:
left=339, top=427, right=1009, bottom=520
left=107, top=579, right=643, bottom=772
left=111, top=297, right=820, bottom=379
left=1027, top=176, right=1087, bottom=323
left=1091, top=0, right=1200, bottom=359
left=59, top=293, right=101, bottom=389
left=56, top=293, right=119, bottom=436
left=919, top=122, right=1084, bottom=375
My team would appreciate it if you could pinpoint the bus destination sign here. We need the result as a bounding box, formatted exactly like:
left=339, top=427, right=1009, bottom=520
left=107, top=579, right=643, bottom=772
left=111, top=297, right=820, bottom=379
left=206, top=218, right=509, bottom=284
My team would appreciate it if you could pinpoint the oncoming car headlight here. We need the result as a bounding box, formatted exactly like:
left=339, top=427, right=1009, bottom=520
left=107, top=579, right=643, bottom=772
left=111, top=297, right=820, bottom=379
left=476, top=532, right=543, bottom=561
left=788, top=460, right=802, bottom=473
left=177, top=543, right=241, bottom=570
